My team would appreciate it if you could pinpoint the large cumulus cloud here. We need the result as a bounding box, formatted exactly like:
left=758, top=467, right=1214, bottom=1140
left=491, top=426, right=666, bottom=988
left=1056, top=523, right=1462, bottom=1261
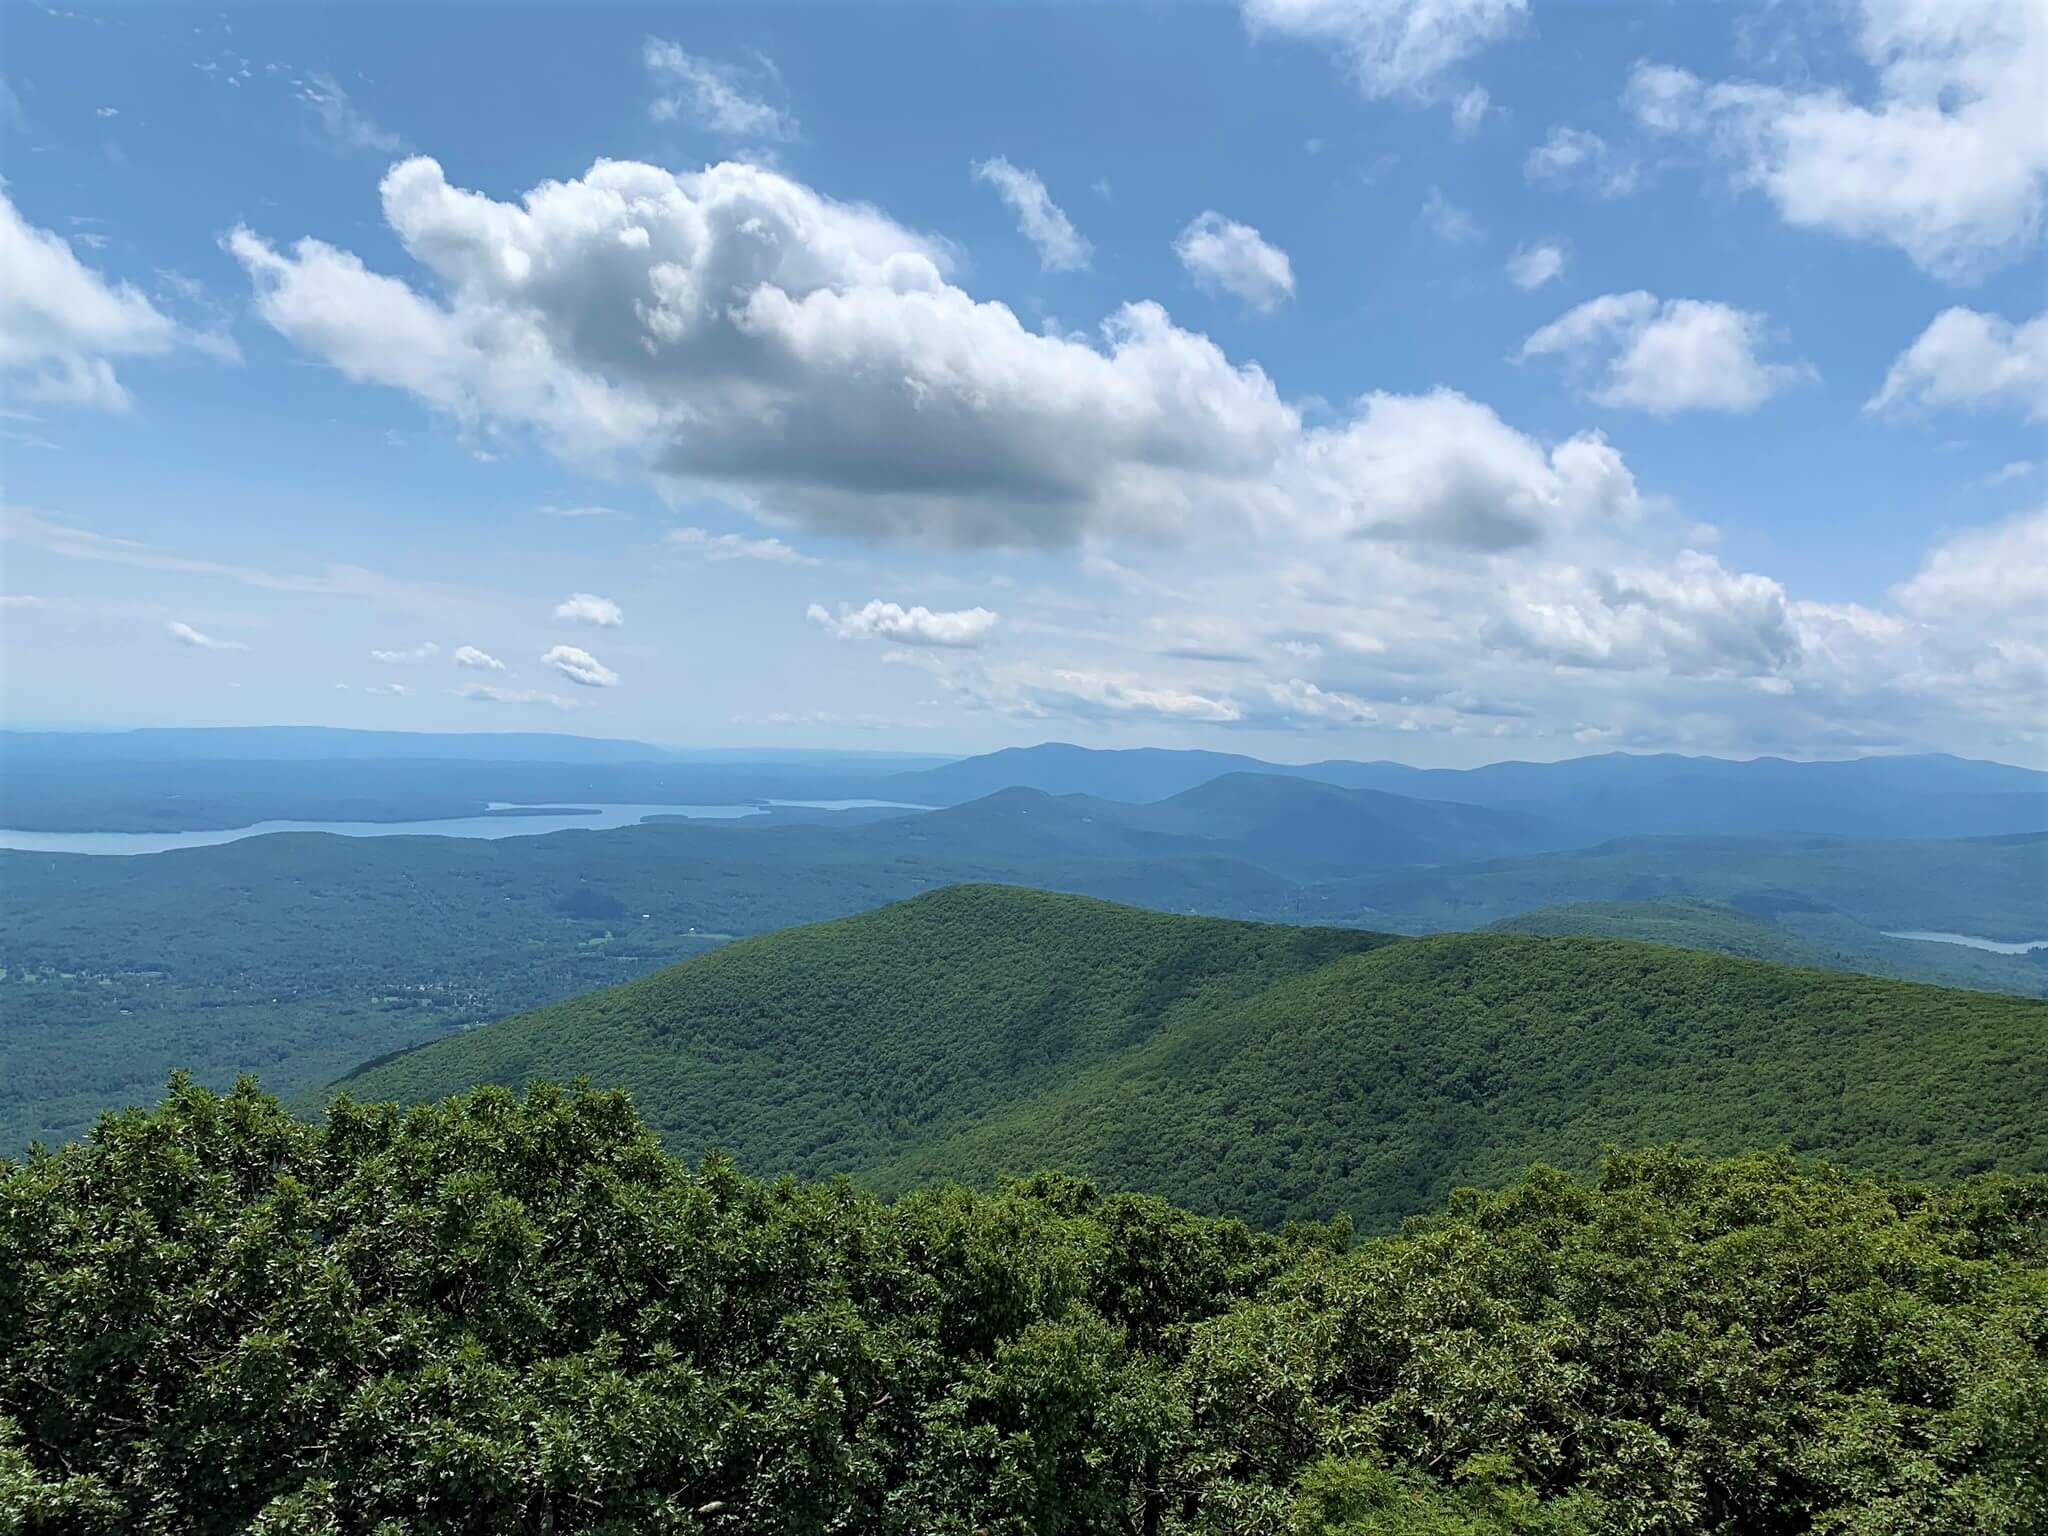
left=229, top=156, right=1636, bottom=551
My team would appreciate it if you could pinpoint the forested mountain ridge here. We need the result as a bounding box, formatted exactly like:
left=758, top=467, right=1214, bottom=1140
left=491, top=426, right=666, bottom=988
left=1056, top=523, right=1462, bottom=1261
left=4, top=1080, right=2040, bottom=1532
left=331, top=886, right=2048, bottom=1229
left=9, top=812, right=2042, bottom=1152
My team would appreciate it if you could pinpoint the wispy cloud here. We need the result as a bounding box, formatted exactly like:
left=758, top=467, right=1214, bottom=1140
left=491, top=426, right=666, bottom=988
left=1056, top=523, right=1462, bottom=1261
left=167, top=620, right=246, bottom=651
left=1175, top=212, right=1295, bottom=313
left=294, top=72, right=400, bottom=154
left=1505, top=240, right=1567, bottom=290
left=542, top=644, right=619, bottom=688
left=666, top=526, right=819, bottom=565
left=553, top=592, right=623, bottom=626
left=972, top=157, right=1090, bottom=272
left=644, top=39, right=798, bottom=140
left=369, top=641, right=438, bottom=664
left=460, top=683, right=577, bottom=709
left=3, top=506, right=482, bottom=620
left=1420, top=186, right=1483, bottom=244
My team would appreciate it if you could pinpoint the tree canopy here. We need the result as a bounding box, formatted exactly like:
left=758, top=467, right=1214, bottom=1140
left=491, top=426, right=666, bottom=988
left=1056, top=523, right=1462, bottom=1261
left=4, top=1079, right=2043, bottom=1533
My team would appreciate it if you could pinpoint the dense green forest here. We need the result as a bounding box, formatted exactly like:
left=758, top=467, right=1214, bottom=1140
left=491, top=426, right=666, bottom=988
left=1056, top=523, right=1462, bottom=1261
left=1489, top=897, right=2048, bottom=991
left=334, top=888, right=2048, bottom=1230
left=3, top=1080, right=2041, bottom=1533
left=7, top=810, right=2042, bottom=1149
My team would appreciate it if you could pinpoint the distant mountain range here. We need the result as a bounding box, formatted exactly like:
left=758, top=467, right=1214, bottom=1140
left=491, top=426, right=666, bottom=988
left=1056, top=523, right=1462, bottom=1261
left=6, top=729, right=2042, bottom=842
left=887, top=742, right=2048, bottom=840
left=330, top=885, right=2048, bottom=1230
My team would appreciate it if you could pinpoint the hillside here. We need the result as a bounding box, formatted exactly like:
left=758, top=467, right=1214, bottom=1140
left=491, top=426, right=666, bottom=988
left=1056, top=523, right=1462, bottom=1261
left=330, top=887, right=1395, bottom=1181
left=1312, top=830, right=2048, bottom=939
left=1491, top=896, right=2048, bottom=993
left=11, top=805, right=2042, bottom=1150
left=333, top=886, right=2048, bottom=1229
left=1488, top=896, right=1846, bottom=964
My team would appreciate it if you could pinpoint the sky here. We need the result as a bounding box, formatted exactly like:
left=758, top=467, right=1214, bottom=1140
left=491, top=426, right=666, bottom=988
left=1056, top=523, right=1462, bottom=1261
left=2, top=0, right=2043, bottom=767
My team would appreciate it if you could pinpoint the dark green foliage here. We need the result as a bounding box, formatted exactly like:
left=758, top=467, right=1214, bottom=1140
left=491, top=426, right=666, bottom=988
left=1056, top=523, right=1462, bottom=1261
left=8, top=790, right=2043, bottom=1150
left=335, top=887, right=2048, bottom=1230
left=2, top=1081, right=2041, bottom=1533
left=332, top=886, right=1395, bottom=1190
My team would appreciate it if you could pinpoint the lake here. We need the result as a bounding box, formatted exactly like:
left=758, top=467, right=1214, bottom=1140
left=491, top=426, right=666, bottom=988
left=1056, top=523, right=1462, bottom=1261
left=1883, top=929, right=2048, bottom=956
left=0, top=800, right=927, bottom=857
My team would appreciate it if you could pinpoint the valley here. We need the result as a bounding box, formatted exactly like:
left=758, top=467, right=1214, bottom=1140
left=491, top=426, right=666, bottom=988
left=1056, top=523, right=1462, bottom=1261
left=5, top=735, right=2043, bottom=1150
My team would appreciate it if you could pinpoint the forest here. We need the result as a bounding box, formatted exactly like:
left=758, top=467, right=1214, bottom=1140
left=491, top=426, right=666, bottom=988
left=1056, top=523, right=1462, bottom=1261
left=3, top=1078, right=2041, bottom=1533
left=7, top=809, right=2044, bottom=1151
left=331, top=887, right=2047, bottom=1230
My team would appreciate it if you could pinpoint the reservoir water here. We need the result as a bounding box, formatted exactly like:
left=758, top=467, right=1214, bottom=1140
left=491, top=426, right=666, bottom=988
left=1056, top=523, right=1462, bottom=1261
left=1883, top=930, right=2048, bottom=955
left=0, top=800, right=927, bottom=857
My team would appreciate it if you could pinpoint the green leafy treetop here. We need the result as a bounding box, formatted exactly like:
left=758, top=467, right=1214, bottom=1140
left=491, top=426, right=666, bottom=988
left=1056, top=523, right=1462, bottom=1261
left=2, top=1078, right=2043, bottom=1533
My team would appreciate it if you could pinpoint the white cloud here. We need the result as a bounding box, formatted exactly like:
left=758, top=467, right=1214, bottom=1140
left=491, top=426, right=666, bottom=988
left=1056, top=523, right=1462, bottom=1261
left=1289, top=390, right=1644, bottom=548
left=1505, top=240, right=1566, bottom=290
left=2, top=190, right=184, bottom=409
left=1984, top=461, right=2036, bottom=488
left=295, top=73, right=400, bottom=155
left=972, top=157, right=1090, bottom=273
left=460, top=683, right=576, bottom=709
left=1524, top=126, right=1640, bottom=197
left=1262, top=677, right=1378, bottom=724
left=540, top=504, right=625, bottom=519
left=167, top=620, right=246, bottom=651
left=808, top=599, right=999, bottom=648
left=542, top=643, right=619, bottom=688
left=1625, top=2, right=2048, bottom=282
left=1520, top=292, right=1814, bottom=414
left=369, top=681, right=413, bottom=697
left=1174, top=212, right=1295, bottom=313
left=1484, top=551, right=1800, bottom=677
left=2, top=506, right=469, bottom=619
left=452, top=644, right=505, bottom=670
left=643, top=39, right=797, bottom=141
left=230, top=155, right=1646, bottom=553
left=1894, top=508, right=2048, bottom=627
left=369, top=641, right=438, bottom=663
left=1243, top=0, right=1527, bottom=101
left=1037, top=668, right=1243, bottom=723
left=553, top=592, right=622, bottom=627
left=1867, top=307, right=2047, bottom=419
left=1419, top=186, right=1482, bottom=244
left=667, top=526, right=818, bottom=564
left=1451, top=86, right=1489, bottom=139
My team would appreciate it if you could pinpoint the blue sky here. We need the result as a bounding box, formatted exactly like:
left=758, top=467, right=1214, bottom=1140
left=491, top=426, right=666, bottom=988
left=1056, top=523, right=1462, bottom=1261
left=3, top=0, right=2043, bottom=765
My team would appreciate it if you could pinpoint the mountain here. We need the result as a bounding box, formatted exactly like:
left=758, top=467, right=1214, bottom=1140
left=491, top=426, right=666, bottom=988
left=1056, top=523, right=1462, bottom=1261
left=887, top=742, right=2048, bottom=839
left=1488, top=897, right=1872, bottom=967
left=843, top=777, right=1562, bottom=874
left=331, top=886, right=2048, bottom=1230
left=1101, top=772, right=1564, bottom=869
left=1313, top=829, right=2048, bottom=940
left=885, top=743, right=1289, bottom=803
left=11, top=804, right=2042, bottom=1150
